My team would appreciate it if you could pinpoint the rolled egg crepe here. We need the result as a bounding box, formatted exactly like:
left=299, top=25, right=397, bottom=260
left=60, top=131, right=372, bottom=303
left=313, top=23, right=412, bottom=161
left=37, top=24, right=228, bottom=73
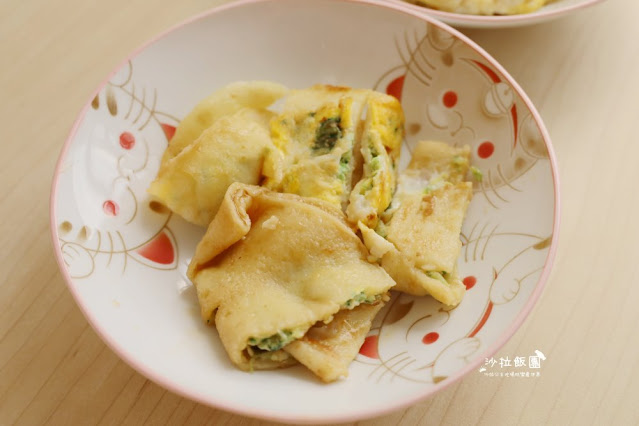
left=148, top=108, right=274, bottom=226
left=187, top=183, right=395, bottom=376
left=284, top=299, right=386, bottom=382
left=359, top=141, right=473, bottom=306
left=282, top=84, right=363, bottom=115
left=160, top=80, right=288, bottom=167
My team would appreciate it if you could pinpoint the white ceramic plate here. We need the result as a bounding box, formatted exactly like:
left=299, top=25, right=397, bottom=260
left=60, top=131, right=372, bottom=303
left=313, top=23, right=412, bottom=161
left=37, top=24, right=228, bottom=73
left=50, top=0, right=560, bottom=423
left=389, top=0, right=604, bottom=28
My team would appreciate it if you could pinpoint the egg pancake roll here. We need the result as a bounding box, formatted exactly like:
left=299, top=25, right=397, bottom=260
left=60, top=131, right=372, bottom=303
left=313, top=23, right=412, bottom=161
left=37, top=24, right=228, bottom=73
left=187, top=183, right=395, bottom=375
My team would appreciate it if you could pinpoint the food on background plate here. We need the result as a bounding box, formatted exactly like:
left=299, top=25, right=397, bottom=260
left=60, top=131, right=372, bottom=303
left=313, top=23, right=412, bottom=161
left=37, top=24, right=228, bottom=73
left=187, top=183, right=394, bottom=381
left=411, top=0, right=549, bottom=15
left=147, top=81, right=478, bottom=380
left=359, top=141, right=473, bottom=306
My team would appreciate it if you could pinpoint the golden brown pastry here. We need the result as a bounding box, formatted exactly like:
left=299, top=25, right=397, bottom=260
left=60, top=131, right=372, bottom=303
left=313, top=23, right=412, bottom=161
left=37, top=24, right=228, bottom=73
left=284, top=300, right=386, bottom=382
left=160, top=81, right=287, bottom=166
left=359, top=141, right=473, bottom=306
left=187, top=183, right=395, bottom=377
left=148, top=108, right=274, bottom=226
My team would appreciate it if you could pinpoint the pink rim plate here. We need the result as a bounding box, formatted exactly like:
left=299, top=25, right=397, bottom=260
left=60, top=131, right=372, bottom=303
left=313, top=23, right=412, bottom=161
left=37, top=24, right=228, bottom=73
left=49, top=0, right=561, bottom=423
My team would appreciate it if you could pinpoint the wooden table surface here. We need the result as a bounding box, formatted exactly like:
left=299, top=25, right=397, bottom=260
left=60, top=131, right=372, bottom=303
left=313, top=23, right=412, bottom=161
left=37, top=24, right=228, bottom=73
left=2, top=0, right=638, bottom=424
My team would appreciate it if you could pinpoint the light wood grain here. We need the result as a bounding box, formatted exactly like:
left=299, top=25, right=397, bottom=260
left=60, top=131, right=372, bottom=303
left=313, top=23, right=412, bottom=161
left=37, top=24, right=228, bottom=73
left=1, top=0, right=638, bottom=424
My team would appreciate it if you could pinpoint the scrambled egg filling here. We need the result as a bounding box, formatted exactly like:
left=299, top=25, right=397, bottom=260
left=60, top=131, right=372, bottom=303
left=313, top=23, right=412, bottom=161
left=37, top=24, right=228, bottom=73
left=347, top=94, right=404, bottom=229
left=342, top=291, right=383, bottom=310
left=426, top=271, right=452, bottom=285
left=248, top=327, right=307, bottom=352
left=265, top=97, right=359, bottom=208
left=246, top=291, right=382, bottom=354
left=263, top=86, right=404, bottom=219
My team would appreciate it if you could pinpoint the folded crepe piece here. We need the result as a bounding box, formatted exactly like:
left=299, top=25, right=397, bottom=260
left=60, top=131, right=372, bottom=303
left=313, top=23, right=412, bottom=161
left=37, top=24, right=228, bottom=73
left=284, top=298, right=387, bottom=382
left=187, top=183, right=395, bottom=376
left=282, top=84, right=361, bottom=114
left=160, top=80, right=288, bottom=167
left=403, top=139, right=471, bottom=184
left=148, top=108, right=275, bottom=226
left=347, top=92, right=404, bottom=229
left=415, top=0, right=548, bottom=15
left=262, top=85, right=369, bottom=210
left=359, top=141, right=473, bottom=306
